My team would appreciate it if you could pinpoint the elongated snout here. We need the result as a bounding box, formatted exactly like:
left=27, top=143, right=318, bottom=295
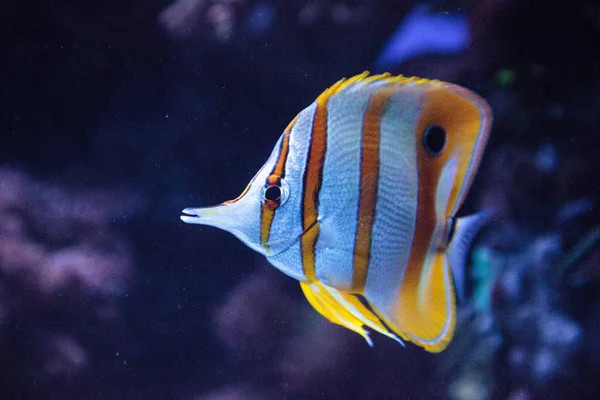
left=181, top=205, right=233, bottom=230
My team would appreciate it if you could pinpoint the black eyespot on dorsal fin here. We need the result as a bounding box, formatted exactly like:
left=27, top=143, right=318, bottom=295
left=423, top=125, right=446, bottom=156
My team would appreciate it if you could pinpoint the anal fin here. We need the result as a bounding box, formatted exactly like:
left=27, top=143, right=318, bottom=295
left=300, top=281, right=403, bottom=346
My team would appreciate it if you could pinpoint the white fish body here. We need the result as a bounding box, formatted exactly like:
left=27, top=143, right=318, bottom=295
left=181, top=72, right=492, bottom=352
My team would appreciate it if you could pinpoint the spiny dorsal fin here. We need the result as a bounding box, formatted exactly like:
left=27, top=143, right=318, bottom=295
left=315, top=71, right=443, bottom=103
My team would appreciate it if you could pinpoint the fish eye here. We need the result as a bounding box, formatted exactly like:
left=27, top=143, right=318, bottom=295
left=422, top=125, right=446, bottom=156
left=265, top=185, right=281, bottom=202
left=261, top=178, right=289, bottom=209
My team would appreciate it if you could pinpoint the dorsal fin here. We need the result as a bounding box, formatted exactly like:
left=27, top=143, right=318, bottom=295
left=316, top=71, right=443, bottom=103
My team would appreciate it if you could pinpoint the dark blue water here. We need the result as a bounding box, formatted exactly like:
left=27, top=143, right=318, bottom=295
left=2, top=1, right=600, bottom=399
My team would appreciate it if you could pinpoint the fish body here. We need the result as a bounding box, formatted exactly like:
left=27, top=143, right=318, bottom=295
left=181, top=72, right=492, bottom=352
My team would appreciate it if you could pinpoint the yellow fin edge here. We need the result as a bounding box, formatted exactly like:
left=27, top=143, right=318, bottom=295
left=316, top=71, right=442, bottom=103
left=300, top=281, right=404, bottom=346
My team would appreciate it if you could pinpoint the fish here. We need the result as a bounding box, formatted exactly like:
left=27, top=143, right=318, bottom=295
left=181, top=72, right=492, bottom=352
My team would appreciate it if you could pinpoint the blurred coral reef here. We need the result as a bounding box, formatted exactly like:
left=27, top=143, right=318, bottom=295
left=0, top=168, right=134, bottom=397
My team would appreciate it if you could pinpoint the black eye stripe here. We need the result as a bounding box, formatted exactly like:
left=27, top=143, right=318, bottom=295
left=422, top=125, right=446, bottom=156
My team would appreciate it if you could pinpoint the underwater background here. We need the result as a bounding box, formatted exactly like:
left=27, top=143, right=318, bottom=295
left=2, top=0, right=600, bottom=399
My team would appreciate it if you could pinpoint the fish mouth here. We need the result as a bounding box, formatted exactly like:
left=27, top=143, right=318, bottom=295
left=180, top=206, right=229, bottom=227
left=180, top=207, right=203, bottom=224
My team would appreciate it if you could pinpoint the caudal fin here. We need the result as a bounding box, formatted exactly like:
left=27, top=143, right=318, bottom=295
left=448, top=209, right=494, bottom=302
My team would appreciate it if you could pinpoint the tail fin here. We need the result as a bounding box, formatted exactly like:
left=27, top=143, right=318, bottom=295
left=448, top=209, right=494, bottom=302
